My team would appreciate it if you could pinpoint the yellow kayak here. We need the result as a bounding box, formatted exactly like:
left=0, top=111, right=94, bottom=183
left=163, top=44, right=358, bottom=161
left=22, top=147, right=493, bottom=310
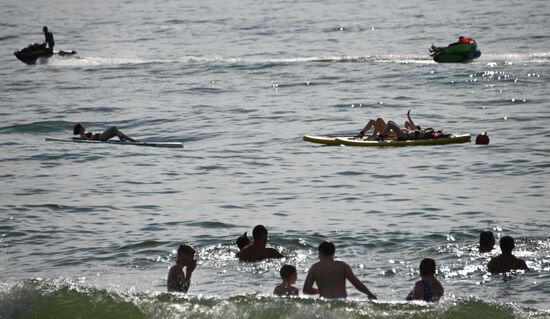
left=304, top=134, right=471, bottom=147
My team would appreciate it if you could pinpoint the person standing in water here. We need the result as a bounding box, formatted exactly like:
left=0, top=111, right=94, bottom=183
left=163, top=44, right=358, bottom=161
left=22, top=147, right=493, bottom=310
left=479, top=230, right=496, bottom=253
left=236, top=225, right=284, bottom=262
left=274, top=264, right=299, bottom=296
left=167, top=244, right=197, bottom=292
left=303, top=240, right=377, bottom=299
left=487, top=236, right=528, bottom=273
left=406, top=258, right=444, bottom=302
left=43, top=26, right=55, bottom=52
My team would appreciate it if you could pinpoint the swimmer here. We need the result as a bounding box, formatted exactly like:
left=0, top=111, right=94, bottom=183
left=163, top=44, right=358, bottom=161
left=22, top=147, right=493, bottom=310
left=303, top=240, right=376, bottom=299
left=167, top=244, right=197, bottom=292
left=236, top=232, right=251, bottom=250
left=406, top=258, right=444, bottom=302
left=479, top=230, right=496, bottom=253
left=237, top=225, right=284, bottom=262
left=487, top=236, right=528, bottom=273
left=274, top=264, right=299, bottom=296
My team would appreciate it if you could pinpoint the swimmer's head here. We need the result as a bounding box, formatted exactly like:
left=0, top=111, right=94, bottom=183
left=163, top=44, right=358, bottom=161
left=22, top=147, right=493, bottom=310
left=419, top=258, right=436, bottom=276
left=280, top=264, right=297, bottom=282
left=499, top=236, right=515, bottom=253
left=73, top=123, right=84, bottom=135
left=479, top=231, right=495, bottom=250
left=318, top=240, right=335, bottom=256
left=43, top=26, right=48, bottom=33
left=177, top=244, right=195, bottom=263
left=236, top=232, right=251, bottom=249
left=252, top=225, right=268, bottom=241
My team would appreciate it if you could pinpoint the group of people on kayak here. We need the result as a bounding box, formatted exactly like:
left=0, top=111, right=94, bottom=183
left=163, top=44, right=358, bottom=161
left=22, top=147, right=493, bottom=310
left=354, top=109, right=449, bottom=141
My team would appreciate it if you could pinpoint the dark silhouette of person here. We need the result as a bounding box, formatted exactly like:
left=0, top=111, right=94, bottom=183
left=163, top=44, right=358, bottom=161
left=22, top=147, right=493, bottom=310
left=405, top=258, right=444, bottom=302
left=236, top=232, right=251, bottom=251
left=487, top=236, right=528, bottom=273
left=236, top=225, right=284, bottom=262
left=43, top=26, right=55, bottom=52
left=479, top=230, right=496, bottom=253
left=303, top=240, right=376, bottom=299
left=167, top=244, right=197, bottom=292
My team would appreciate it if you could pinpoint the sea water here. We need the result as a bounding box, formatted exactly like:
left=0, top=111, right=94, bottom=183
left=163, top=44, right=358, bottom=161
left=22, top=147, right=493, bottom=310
left=0, top=0, right=549, bottom=318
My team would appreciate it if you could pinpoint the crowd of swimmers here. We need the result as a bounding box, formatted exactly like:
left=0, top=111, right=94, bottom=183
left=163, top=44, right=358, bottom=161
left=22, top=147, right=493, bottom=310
left=167, top=225, right=528, bottom=301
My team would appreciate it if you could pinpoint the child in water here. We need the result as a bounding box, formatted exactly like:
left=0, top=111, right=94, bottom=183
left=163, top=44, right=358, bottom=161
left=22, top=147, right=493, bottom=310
left=406, top=258, right=444, bottom=302
left=274, top=264, right=299, bottom=296
left=236, top=232, right=251, bottom=251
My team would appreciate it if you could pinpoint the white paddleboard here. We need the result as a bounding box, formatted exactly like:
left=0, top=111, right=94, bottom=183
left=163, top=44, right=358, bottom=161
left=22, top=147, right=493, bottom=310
left=45, top=137, right=183, bottom=149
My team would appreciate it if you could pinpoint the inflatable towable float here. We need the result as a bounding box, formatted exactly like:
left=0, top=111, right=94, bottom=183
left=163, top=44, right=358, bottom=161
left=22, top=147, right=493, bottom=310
left=303, top=134, right=471, bottom=147
left=429, top=37, right=481, bottom=63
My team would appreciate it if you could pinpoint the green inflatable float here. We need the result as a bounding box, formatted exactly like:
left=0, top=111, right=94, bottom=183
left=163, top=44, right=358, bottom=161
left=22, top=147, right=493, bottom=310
left=429, top=36, right=481, bottom=63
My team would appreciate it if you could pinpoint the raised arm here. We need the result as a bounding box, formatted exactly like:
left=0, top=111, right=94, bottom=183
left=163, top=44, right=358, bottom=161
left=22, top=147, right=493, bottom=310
left=406, top=109, right=417, bottom=130
left=345, top=264, right=377, bottom=300
left=182, top=259, right=197, bottom=292
left=302, top=268, right=319, bottom=295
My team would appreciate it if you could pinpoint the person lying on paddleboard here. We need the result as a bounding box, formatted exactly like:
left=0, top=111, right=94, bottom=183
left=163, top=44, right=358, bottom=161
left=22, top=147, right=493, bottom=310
left=73, top=123, right=137, bottom=142
left=355, top=109, right=444, bottom=140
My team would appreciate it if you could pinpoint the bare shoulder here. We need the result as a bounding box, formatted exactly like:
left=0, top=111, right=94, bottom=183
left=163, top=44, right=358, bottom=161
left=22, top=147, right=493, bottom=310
left=515, top=257, right=528, bottom=269
left=308, top=261, right=321, bottom=273
left=336, top=260, right=352, bottom=270
left=265, top=247, right=284, bottom=258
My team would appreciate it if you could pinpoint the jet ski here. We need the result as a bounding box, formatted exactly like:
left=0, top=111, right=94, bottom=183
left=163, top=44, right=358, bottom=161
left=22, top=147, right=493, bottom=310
left=14, top=43, right=77, bottom=65
left=429, top=39, right=481, bottom=63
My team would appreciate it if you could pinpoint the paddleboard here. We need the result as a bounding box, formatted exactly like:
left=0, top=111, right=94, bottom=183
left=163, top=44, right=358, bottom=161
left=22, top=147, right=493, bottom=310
left=303, top=135, right=354, bottom=146
left=335, top=134, right=471, bottom=147
left=45, top=137, right=184, bottom=149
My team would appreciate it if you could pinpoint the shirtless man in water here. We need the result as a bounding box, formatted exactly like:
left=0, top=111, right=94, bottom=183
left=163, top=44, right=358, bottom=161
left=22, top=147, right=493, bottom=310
left=303, top=240, right=377, bottom=300
left=73, top=123, right=136, bottom=142
left=237, top=225, right=284, bottom=262
left=487, top=236, right=528, bottom=273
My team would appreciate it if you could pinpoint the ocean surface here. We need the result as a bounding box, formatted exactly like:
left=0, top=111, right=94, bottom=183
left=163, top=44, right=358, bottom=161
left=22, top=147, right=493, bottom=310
left=1, top=0, right=549, bottom=318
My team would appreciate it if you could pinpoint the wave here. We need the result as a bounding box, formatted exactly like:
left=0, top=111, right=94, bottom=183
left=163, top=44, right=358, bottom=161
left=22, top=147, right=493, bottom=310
left=1, top=279, right=548, bottom=319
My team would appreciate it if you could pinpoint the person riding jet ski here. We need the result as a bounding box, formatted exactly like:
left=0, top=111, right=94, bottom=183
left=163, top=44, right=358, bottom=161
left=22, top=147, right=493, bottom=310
left=43, top=26, right=55, bottom=53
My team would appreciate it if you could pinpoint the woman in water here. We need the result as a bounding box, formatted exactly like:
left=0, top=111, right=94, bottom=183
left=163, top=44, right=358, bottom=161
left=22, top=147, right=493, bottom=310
left=73, top=123, right=136, bottom=142
left=406, top=258, right=444, bottom=302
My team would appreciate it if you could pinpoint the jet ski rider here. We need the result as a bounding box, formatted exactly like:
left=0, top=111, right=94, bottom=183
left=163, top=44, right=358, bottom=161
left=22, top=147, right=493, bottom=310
left=43, top=26, right=55, bottom=53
